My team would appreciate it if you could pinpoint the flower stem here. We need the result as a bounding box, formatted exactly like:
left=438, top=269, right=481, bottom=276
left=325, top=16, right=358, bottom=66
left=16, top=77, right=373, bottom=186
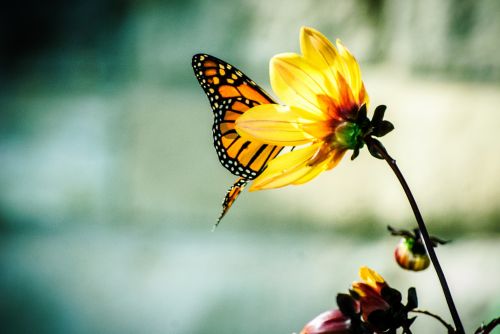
left=365, top=137, right=464, bottom=334
left=411, top=309, right=455, bottom=333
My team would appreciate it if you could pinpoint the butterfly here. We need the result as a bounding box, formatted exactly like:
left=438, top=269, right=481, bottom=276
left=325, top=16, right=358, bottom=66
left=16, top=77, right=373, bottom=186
left=192, top=54, right=283, bottom=226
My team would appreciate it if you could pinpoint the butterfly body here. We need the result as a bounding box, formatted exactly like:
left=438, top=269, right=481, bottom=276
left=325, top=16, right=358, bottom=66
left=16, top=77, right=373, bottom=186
left=192, top=54, right=282, bottom=225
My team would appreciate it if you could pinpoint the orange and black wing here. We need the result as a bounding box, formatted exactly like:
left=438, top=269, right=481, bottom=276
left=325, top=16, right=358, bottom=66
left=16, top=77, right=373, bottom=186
left=192, top=54, right=283, bottom=180
left=192, top=54, right=283, bottom=224
left=216, top=177, right=248, bottom=226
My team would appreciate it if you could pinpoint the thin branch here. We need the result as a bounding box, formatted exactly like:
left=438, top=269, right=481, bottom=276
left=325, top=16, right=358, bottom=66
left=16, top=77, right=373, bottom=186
left=365, top=137, right=463, bottom=334
left=474, top=317, right=500, bottom=334
left=411, top=309, right=455, bottom=333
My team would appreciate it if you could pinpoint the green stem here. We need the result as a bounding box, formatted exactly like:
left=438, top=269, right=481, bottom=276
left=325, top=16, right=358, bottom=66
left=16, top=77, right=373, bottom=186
left=365, top=137, right=464, bottom=334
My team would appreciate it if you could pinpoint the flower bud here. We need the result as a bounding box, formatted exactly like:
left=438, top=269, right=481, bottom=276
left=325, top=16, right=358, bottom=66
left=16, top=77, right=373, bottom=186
left=394, top=237, right=430, bottom=271
left=388, top=226, right=448, bottom=272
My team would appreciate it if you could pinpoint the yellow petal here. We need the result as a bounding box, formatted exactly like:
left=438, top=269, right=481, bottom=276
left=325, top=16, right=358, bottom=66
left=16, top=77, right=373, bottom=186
left=351, top=283, right=365, bottom=297
left=235, top=104, right=323, bottom=146
left=249, top=143, right=323, bottom=191
left=301, top=120, right=333, bottom=140
left=358, top=82, right=370, bottom=108
left=292, top=153, right=332, bottom=185
left=335, top=71, right=356, bottom=113
left=336, top=39, right=367, bottom=106
left=327, top=149, right=347, bottom=170
left=270, top=53, right=331, bottom=118
left=300, top=27, right=342, bottom=100
left=299, top=27, right=369, bottom=112
left=359, top=266, right=385, bottom=287
left=293, top=144, right=347, bottom=184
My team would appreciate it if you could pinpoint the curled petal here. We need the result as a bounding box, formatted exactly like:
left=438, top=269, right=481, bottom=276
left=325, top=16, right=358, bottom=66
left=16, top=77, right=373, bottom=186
left=270, top=53, right=332, bottom=118
left=249, top=143, right=326, bottom=191
left=235, top=104, right=327, bottom=146
left=300, top=309, right=351, bottom=334
left=358, top=296, right=390, bottom=322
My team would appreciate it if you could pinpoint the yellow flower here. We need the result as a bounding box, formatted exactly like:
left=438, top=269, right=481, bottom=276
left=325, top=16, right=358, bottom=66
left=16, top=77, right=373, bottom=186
left=235, top=26, right=370, bottom=191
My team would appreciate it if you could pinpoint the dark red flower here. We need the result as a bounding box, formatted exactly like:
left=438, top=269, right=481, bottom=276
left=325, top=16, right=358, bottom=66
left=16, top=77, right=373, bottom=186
left=351, top=266, right=391, bottom=322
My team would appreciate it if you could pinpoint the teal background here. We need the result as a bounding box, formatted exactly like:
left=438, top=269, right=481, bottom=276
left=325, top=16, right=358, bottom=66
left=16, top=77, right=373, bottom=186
left=1, top=0, right=499, bottom=333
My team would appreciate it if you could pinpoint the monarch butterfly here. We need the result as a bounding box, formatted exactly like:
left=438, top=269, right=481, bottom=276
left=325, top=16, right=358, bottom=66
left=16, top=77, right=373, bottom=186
left=192, top=54, right=283, bottom=226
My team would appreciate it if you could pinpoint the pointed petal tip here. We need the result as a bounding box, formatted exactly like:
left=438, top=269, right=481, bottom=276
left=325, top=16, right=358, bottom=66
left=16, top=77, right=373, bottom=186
left=335, top=38, right=347, bottom=50
left=270, top=52, right=301, bottom=64
left=301, top=26, right=322, bottom=37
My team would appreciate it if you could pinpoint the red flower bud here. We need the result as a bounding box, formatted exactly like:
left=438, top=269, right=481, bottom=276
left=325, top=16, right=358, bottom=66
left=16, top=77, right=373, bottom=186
left=394, top=237, right=430, bottom=271
left=388, top=225, right=448, bottom=272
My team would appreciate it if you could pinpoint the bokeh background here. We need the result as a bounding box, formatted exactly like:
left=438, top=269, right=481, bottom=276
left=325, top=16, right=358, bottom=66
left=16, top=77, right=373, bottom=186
left=1, top=0, right=499, bottom=333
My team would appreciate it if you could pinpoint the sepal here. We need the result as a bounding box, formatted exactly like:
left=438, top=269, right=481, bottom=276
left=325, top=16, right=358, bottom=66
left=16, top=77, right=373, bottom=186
left=406, top=287, right=418, bottom=310
left=337, top=293, right=359, bottom=317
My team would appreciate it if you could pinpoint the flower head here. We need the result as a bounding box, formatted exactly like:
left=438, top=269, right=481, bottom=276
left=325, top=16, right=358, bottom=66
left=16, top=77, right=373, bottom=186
left=235, top=27, right=376, bottom=191
left=351, top=267, right=391, bottom=322
left=302, top=267, right=419, bottom=334
left=350, top=266, right=418, bottom=333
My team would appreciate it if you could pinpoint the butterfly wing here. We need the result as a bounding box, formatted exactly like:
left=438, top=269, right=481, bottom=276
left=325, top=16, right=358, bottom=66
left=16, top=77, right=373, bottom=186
left=216, top=177, right=248, bottom=227
left=192, top=54, right=283, bottom=223
left=192, top=54, right=283, bottom=179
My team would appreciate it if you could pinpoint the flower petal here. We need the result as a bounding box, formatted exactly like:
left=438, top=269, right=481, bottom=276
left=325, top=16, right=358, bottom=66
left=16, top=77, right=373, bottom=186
left=359, top=266, right=386, bottom=290
left=336, top=39, right=368, bottom=106
left=352, top=282, right=380, bottom=298
left=326, top=149, right=346, bottom=170
left=292, top=153, right=332, bottom=185
left=300, top=27, right=343, bottom=99
left=334, top=72, right=362, bottom=120
left=358, top=296, right=390, bottom=322
left=249, top=143, right=324, bottom=191
left=270, top=53, right=332, bottom=118
left=299, top=27, right=369, bottom=114
left=235, top=104, right=326, bottom=146
left=300, top=309, right=351, bottom=334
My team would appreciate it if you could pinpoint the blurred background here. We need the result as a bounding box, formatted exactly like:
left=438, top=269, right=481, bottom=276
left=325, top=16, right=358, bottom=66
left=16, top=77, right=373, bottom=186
left=1, top=0, right=499, bottom=333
